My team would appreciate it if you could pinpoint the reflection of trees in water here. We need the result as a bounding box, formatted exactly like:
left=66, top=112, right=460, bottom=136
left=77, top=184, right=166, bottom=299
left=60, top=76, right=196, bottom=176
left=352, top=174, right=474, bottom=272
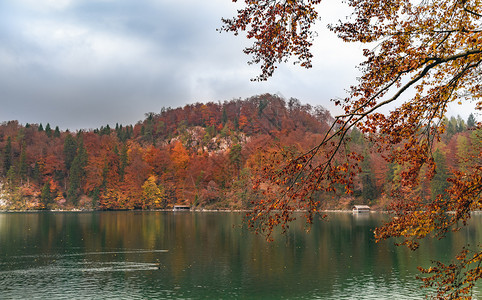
left=0, top=212, right=480, bottom=298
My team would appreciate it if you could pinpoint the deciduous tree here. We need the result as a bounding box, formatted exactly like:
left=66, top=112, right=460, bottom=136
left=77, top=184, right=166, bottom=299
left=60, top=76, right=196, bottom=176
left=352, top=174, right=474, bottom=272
left=141, top=175, right=165, bottom=209
left=2, top=137, right=12, bottom=176
left=222, top=0, right=482, bottom=297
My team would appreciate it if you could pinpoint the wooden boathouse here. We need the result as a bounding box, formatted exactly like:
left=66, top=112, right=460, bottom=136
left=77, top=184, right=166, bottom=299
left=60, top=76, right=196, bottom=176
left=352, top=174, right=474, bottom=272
left=173, top=205, right=191, bottom=211
left=352, top=205, right=371, bottom=213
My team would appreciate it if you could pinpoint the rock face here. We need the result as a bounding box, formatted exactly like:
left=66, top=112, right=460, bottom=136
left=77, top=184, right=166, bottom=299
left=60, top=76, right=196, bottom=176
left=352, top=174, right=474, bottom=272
left=0, top=182, right=6, bottom=208
left=166, top=126, right=248, bottom=155
left=0, top=94, right=342, bottom=210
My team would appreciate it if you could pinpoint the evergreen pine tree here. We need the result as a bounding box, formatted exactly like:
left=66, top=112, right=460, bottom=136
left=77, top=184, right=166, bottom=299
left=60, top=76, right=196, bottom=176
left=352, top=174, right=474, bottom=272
left=222, top=107, right=228, bottom=125
left=40, top=181, right=53, bottom=209
left=54, top=126, right=61, bottom=138
left=18, top=145, right=28, bottom=182
left=67, top=156, right=82, bottom=204
left=361, top=152, right=377, bottom=202
left=32, top=162, right=41, bottom=183
left=45, top=123, right=52, bottom=137
left=467, top=113, right=476, bottom=128
left=63, top=134, right=77, bottom=170
left=67, top=139, right=88, bottom=204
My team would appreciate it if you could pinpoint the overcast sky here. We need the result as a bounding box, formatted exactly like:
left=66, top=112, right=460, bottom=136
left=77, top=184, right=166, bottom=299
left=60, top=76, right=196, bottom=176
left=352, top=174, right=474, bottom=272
left=0, top=1, right=477, bottom=130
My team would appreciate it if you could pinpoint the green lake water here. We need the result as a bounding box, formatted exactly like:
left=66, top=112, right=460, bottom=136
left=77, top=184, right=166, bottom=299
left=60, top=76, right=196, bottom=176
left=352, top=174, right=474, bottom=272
left=1, top=211, right=481, bottom=299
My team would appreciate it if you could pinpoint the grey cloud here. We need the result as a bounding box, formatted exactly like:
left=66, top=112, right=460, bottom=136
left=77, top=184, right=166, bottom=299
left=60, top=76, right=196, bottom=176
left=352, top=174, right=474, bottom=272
left=0, top=0, right=366, bottom=130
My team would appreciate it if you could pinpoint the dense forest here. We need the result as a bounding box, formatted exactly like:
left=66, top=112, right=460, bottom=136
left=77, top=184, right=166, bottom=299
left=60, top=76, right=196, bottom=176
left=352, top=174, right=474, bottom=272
left=0, top=94, right=479, bottom=211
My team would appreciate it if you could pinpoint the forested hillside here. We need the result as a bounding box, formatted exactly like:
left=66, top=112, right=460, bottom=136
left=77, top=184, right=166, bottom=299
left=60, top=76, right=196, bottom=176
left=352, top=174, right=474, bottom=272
left=0, top=94, right=479, bottom=210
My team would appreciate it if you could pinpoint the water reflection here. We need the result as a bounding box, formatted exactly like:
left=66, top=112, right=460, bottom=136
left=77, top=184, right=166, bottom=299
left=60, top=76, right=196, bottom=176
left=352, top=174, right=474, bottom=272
left=0, top=211, right=481, bottom=299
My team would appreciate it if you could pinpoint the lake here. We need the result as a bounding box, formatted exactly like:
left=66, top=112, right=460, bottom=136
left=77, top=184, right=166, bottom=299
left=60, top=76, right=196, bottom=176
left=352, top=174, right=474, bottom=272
left=0, top=211, right=481, bottom=299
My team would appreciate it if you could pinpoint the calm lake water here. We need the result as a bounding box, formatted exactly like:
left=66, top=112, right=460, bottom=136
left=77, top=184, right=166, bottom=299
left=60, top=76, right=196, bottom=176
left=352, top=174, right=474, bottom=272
left=1, top=211, right=481, bottom=299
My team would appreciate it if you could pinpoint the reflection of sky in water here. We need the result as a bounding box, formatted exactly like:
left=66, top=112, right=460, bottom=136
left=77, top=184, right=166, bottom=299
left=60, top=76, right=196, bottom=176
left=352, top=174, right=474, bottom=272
left=0, top=212, right=481, bottom=299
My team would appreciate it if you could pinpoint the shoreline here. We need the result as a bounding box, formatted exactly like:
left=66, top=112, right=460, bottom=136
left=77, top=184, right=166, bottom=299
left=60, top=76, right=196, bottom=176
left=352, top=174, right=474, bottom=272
left=0, top=208, right=381, bottom=213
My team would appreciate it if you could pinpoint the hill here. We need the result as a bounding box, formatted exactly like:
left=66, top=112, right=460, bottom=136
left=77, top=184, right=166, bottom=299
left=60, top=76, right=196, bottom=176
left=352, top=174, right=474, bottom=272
left=0, top=94, right=478, bottom=210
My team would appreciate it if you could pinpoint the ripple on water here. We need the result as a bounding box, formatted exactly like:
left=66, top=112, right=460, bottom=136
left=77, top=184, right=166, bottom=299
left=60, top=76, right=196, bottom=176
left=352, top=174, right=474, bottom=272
left=308, top=271, right=425, bottom=300
left=0, top=252, right=170, bottom=300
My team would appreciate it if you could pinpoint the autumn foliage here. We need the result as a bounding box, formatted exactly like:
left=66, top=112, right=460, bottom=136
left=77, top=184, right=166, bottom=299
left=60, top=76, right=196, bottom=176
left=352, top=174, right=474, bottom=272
left=0, top=95, right=475, bottom=213
left=0, top=95, right=330, bottom=210
left=0, top=92, right=480, bottom=294
left=222, top=0, right=482, bottom=298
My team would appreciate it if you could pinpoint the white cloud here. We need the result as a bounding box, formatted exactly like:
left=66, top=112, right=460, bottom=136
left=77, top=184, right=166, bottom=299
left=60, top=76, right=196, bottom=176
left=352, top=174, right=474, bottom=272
left=17, top=17, right=163, bottom=78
